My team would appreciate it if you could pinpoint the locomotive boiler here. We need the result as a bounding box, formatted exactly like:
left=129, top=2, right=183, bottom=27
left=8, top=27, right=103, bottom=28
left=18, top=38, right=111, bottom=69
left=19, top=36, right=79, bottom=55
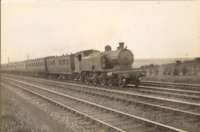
left=101, top=42, right=134, bottom=70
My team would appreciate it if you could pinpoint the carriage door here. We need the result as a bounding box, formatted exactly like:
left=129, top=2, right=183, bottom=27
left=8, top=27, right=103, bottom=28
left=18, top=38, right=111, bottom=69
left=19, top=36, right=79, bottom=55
left=74, top=53, right=82, bottom=73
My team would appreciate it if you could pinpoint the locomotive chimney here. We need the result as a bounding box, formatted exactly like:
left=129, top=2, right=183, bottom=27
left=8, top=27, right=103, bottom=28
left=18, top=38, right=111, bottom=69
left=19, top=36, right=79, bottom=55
left=105, top=45, right=112, bottom=52
left=118, top=42, right=124, bottom=50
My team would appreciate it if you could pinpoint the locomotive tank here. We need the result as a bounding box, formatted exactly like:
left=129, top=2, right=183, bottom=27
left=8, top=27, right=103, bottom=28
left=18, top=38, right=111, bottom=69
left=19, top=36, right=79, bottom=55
left=102, top=42, right=134, bottom=69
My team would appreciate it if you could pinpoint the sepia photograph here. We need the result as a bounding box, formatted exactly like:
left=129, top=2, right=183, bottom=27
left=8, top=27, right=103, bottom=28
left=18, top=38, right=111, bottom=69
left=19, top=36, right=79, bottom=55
left=1, top=0, right=200, bottom=132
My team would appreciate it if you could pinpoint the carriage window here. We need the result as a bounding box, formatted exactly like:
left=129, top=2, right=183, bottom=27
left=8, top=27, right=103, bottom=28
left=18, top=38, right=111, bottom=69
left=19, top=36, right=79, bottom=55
left=48, top=60, right=54, bottom=65
left=59, top=60, right=65, bottom=64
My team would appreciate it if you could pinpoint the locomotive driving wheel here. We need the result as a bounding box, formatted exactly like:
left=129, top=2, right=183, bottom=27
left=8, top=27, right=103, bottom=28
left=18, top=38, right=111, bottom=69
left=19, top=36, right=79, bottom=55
left=118, top=77, right=127, bottom=88
left=107, top=79, right=113, bottom=87
left=134, top=79, right=140, bottom=87
left=92, top=78, right=98, bottom=86
left=100, top=78, right=107, bottom=87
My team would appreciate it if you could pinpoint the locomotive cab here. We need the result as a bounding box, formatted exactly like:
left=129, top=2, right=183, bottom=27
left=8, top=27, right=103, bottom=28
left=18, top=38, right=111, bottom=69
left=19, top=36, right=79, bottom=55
left=74, top=50, right=100, bottom=73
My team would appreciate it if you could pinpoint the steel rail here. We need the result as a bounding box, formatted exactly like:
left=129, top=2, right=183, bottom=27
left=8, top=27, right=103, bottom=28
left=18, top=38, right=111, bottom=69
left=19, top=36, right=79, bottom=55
left=3, top=76, right=200, bottom=118
left=127, top=85, right=200, bottom=101
left=10, top=75, right=199, bottom=106
left=141, top=81, right=200, bottom=89
left=4, top=74, right=200, bottom=103
left=3, top=75, right=200, bottom=114
left=134, top=85, right=200, bottom=95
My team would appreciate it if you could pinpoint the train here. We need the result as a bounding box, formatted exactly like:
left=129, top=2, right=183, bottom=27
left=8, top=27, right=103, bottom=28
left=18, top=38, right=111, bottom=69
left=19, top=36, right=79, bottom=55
left=1, top=42, right=145, bottom=87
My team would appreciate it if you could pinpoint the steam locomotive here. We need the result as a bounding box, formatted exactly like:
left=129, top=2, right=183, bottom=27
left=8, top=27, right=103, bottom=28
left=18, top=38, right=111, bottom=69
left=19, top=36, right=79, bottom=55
left=1, top=42, right=145, bottom=87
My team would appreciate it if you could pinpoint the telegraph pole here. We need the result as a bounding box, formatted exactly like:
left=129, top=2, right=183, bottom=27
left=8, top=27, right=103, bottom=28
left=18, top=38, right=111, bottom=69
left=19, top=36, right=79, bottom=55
left=27, top=54, right=29, bottom=60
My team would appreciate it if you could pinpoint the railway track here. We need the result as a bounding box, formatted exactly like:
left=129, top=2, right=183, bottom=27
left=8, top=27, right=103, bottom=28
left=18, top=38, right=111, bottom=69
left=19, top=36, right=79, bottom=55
left=2, top=74, right=200, bottom=131
left=5, top=74, right=200, bottom=103
left=131, top=85, right=200, bottom=97
left=127, top=80, right=200, bottom=102
left=5, top=74, right=200, bottom=107
left=141, top=81, right=200, bottom=91
left=127, top=85, right=200, bottom=103
left=2, top=77, right=185, bottom=132
left=2, top=81, right=125, bottom=132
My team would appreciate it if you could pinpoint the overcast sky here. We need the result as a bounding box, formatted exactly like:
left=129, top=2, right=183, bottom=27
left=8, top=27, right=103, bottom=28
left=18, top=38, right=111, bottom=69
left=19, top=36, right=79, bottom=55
left=1, top=0, right=200, bottom=64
